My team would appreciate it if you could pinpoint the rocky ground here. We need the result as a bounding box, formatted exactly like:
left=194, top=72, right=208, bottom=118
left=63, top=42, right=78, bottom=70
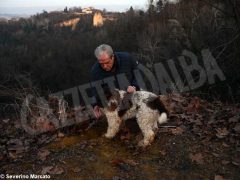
left=0, top=93, right=240, bottom=179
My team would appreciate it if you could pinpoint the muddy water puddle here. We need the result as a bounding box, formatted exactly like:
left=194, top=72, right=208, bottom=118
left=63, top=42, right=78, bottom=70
left=42, top=122, right=208, bottom=179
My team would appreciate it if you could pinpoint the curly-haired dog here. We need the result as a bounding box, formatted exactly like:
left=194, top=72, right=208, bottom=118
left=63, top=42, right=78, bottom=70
left=102, top=89, right=168, bottom=147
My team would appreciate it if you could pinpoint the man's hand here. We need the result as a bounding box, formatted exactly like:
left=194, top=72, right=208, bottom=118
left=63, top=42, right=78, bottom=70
left=93, top=105, right=102, bottom=119
left=127, top=86, right=136, bottom=93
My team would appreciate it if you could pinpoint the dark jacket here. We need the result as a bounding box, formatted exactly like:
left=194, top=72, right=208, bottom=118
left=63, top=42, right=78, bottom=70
left=90, top=52, right=139, bottom=106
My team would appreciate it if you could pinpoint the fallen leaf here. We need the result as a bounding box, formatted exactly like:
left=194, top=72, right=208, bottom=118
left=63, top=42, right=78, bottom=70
left=232, top=161, right=240, bottom=166
left=212, top=153, right=220, bottom=158
left=59, top=159, right=66, bottom=164
left=232, top=157, right=240, bottom=166
left=171, top=127, right=184, bottom=135
left=51, top=167, right=64, bottom=175
left=36, top=117, right=55, bottom=132
left=222, top=143, right=229, bottom=148
left=169, top=102, right=177, bottom=111
left=117, top=163, right=131, bottom=171
left=214, top=175, right=224, bottom=180
left=159, top=150, right=167, bottom=156
left=8, top=152, right=19, bottom=159
left=3, top=119, right=10, bottom=123
left=110, top=159, right=124, bottom=166
left=187, top=97, right=200, bottom=113
left=88, top=156, right=96, bottom=162
left=41, top=166, right=53, bottom=174
left=38, top=149, right=50, bottom=161
left=171, top=96, right=184, bottom=103
left=110, top=159, right=131, bottom=171
left=233, top=123, right=240, bottom=133
left=190, top=153, right=204, bottom=165
left=57, top=132, right=65, bottom=138
left=112, top=176, right=124, bottom=180
left=7, top=139, right=26, bottom=158
left=41, top=166, right=64, bottom=175
left=228, top=115, right=239, bottom=123
left=7, top=139, right=25, bottom=151
left=14, top=120, right=22, bottom=129
left=216, top=128, right=229, bottom=139
left=194, top=119, right=203, bottom=126
left=124, top=159, right=139, bottom=166
left=205, top=108, right=214, bottom=113
left=221, top=160, right=229, bottom=165
left=111, top=159, right=138, bottom=166
left=72, top=167, right=81, bottom=173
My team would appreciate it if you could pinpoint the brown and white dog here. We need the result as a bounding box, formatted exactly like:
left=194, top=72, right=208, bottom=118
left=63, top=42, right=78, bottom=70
left=101, top=88, right=168, bottom=147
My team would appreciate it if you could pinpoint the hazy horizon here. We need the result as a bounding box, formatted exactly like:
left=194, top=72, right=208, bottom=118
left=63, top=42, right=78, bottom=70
left=0, top=5, right=146, bottom=15
left=0, top=0, right=147, bottom=15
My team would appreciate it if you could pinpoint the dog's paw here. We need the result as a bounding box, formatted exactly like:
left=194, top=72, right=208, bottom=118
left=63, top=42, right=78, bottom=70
left=104, top=133, right=114, bottom=139
left=137, top=140, right=150, bottom=147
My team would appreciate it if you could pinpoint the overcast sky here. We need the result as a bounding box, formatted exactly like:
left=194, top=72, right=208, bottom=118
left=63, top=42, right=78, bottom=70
left=0, top=0, right=148, bottom=14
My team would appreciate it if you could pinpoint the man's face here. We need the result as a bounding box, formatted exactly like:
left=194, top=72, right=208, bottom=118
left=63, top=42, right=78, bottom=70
left=98, top=53, right=114, bottom=71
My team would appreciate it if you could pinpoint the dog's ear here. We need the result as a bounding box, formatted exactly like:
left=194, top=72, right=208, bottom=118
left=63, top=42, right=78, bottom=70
left=102, top=87, right=120, bottom=100
left=111, top=89, right=120, bottom=100
left=102, top=86, right=113, bottom=100
left=113, top=88, right=119, bottom=95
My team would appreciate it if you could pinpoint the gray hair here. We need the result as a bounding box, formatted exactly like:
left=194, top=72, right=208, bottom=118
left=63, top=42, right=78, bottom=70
left=94, top=44, right=113, bottom=59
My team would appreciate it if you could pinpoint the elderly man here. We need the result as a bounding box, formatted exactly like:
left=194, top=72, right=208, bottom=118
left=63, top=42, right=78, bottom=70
left=91, top=44, right=139, bottom=119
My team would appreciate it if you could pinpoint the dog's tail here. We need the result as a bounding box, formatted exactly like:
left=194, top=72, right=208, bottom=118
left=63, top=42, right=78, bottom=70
left=158, top=112, right=168, bottom=124
left=145, top=96, right=168, bottom=124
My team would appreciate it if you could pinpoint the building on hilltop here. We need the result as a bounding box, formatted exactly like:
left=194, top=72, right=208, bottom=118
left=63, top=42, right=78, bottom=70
left=82, top=7, right=94, bottom=14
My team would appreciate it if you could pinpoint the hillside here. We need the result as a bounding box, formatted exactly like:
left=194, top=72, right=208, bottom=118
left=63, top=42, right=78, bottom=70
left=0, top=7, right=119, bottom=29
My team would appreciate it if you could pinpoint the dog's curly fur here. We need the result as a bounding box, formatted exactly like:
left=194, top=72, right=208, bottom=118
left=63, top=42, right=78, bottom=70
left=101, top=89, right=168, bottom=147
